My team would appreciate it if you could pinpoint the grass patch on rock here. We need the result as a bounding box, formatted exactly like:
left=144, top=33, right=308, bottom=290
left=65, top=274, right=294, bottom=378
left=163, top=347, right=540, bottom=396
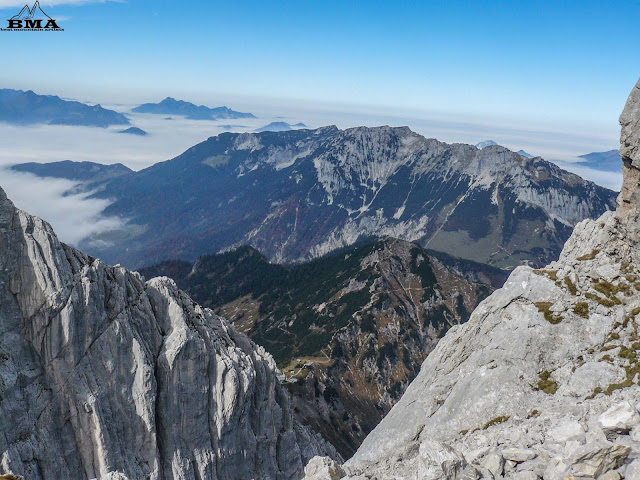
left=592, top=279, right=621, bottom=299
left=533, top=269, right=558, bottom=281
left=537, top=371, right=558, bottom=394
left=586, top=386, right=602, bottom=400
left=482, top=416, right=510, bottom=430
left=585, top=292, right=618, bottom=308
left=577, top=249, right=599, bottom=261
left=564, top=276, right=578, bottom=295
left=535, top=302, right=563, bottom=324
left=573, top=302, right=589, bottom=319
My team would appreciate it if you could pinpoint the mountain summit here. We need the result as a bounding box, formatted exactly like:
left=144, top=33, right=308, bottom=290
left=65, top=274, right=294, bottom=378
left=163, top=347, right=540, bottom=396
left=304, top=79, right=640, bottom=480
left=475, top=139, right=498, bottom=149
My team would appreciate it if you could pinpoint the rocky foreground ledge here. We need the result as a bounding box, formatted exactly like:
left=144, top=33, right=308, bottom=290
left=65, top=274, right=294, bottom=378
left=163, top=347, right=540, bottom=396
left=304, top=84, right=640, bottom=479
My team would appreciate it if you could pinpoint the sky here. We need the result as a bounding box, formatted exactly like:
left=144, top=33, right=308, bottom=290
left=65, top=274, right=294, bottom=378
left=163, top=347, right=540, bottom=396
left=0, top=0, right=638, bottom=131
left=0, top=0, right=639, bottom=244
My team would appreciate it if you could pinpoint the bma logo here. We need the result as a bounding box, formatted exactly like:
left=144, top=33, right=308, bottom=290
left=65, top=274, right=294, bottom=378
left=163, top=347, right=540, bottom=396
left=2, top=1, right=63, bottom=31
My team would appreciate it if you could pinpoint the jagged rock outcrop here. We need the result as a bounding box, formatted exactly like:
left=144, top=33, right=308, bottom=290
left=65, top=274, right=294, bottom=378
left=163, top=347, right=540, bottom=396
left=0, top=187, right=336, bottom=479
left=304, top=81, right=640, bottom=479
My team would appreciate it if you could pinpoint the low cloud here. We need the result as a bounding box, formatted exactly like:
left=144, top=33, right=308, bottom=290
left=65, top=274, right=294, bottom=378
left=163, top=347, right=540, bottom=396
left=0, top=169, right=123, bottom=246
left=553, top=161, right=622, bottom=192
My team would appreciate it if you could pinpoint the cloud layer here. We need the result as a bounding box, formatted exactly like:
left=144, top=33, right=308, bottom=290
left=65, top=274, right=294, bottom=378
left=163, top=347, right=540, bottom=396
left=0, top=169, right=123, bottom=245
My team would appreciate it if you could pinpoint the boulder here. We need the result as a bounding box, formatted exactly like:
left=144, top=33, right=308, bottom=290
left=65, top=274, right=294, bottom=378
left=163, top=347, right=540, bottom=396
left=304, top=457, right=346, bottom=480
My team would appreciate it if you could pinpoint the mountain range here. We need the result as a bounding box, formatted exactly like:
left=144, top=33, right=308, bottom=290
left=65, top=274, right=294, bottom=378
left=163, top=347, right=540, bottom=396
left=0, top=89, right=129, bottom=127
left=140, top=238, right=503, bottom=457
left=13, top=126, right=616, bottom=271
left=1, top=79, right=639, bottom=480
left=11, top=160, right=132, bottom=190
left=132, top=97, right=255, bottom=120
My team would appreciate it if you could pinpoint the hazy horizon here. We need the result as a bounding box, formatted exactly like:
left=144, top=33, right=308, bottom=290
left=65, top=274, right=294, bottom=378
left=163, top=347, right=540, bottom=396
left=1, top=0, right=638, bottom=134
left=0, top=0, right=636, bottom=247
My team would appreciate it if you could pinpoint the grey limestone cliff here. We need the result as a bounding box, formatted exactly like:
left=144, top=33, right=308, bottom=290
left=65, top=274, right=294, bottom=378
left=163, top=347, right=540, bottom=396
left=304, top=81, right=640, bottom=480
left=0, top=187, right=335, bottom=479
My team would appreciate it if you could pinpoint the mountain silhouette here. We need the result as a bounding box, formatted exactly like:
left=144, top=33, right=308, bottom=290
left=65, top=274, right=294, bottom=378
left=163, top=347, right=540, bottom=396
left=10, top=1, right=53, bottom=21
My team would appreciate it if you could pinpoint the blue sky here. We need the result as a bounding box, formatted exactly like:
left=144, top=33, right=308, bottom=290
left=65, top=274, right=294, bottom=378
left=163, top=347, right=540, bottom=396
left=0, top=0, right=639, bottom=140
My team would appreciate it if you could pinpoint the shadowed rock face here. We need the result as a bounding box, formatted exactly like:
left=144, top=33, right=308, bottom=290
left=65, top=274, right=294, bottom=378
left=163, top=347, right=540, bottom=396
left=0, top=187, right=336, bottom=479
left=617, top=78, right=640, bottom=226
left=304, top=81, right=640, bottom=480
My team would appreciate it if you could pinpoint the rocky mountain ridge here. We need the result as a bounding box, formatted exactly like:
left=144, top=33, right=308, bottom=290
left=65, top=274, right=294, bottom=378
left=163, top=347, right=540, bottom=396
left=303, top=80, right=640, bottom=480
left=0, top=186, right=336, bottom=479
left=14, top=126, right=616, bottom=270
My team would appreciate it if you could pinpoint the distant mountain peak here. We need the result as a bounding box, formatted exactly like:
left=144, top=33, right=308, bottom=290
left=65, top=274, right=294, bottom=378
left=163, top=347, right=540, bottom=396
left=255, top=121, right=309, bottom=132
left=577, top=149, right=622, bottom=173
left=517, top=149, right=534, bottom=158
left=475, top=139, right=498, bottom=149
left=0, top=88, right=129, bottom=127
left=132, top=97, right=255, bottom=120
left=118, top=126, right=148, bottom=136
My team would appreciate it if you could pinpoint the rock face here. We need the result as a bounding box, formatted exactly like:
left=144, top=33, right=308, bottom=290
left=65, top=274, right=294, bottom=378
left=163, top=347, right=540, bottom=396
left=0, top=187, right=335, bottom=479
left=13, top=126, right=616, bottom=270
left=142, top=239, right=499, bottom=458
left=617, top=78, right=640, bottom=226
left=304, top=80, right=640, bottom=479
